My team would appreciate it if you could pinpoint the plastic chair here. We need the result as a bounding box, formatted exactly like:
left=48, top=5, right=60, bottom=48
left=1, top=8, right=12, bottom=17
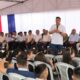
left=55, top=55, right=63, bottom=62
left=45, top=54, right=54, bottom=60
left=34, top=61, right=54, bottom=80
left=27, top=61, right=35, bottom=72
left=55, top=62, right=74, bottom=80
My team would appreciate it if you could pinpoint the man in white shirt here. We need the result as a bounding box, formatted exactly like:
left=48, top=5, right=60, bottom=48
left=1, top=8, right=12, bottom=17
left=49, top=17, right=66, bottom=55
left=34, top=30, right=42, bottom=43
left=17, top=32, right=25, bottom=42
left=23, top=31, right=27, bottom=41
left=42, top=30, right=51, bottom=43
left=69, top=29, right=79, bottom=53
left=34, top=30, right=42, bottom=51
left=17, top=32, right=25, bottom=50
left=41, top=30, right=51, bottom=51
left=26, top=30, right=35, bottom=49
left=69, top=29, right=79, bottom=44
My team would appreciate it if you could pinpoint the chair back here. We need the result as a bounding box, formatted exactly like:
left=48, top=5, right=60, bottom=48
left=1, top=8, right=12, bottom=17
left=45, top=54, right=54, bottom=60
left=55, top=55, right=63, bottom=62
left=34, top=61, right=54, bottom=80
left=55, top=62, right=74, bottom=80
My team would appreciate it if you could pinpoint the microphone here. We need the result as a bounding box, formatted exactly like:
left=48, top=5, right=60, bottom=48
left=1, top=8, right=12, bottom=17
left=56, top=25, right=58, bottom=29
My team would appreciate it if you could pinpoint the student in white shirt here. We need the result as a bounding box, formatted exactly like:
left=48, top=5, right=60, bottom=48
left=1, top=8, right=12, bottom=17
left=34, top=30, right=42, bottom=51
left=11, top=31, right=18, bottom=50
left=41, top=30, right=51, bottom=50
left=34, top=30, right=42, bottom=43
left=26, top=30, right=35, bottom=49
left=23, top=31, right=27, bottom=41
left=49, top=17, right=66, bottom=55
left=17, top=32, right=25, bottom=50
left=5, top=33, right=13, bottom=42
left=17, top=32, right=25, bottom=42
left=69, top=29, right=79, bottom=44
left=42, top=30, right=51, bottom=43
left=69, top=29, right=79, bottom=53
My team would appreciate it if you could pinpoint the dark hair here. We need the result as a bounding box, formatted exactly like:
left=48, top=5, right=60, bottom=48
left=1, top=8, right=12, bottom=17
left=62, top=50, right=72, bottom=64
left=34, top=52, right=47, bottom=63
left=35, top=64, right=47, bottom=78
left=16, top=51, right=27, bottom=66
left=73, top=67, right=80, bottom=78
left=28, top=30, right=32, bottom=33
left=56, top=16, right=61, bottom=20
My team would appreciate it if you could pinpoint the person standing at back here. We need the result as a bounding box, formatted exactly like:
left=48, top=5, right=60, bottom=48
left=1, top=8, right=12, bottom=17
left=49, top=17, right=66, bottom=55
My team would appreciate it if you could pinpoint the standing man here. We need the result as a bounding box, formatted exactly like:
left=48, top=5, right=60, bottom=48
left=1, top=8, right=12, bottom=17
left=49, top=17, right=66, bottom=55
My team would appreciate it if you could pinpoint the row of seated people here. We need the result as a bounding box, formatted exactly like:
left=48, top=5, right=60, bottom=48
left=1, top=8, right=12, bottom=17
left=0, top=50, right=53, bottom=80
left=0, top=29, right=51, bottom=51
left=0, top=28, right=80, bottom=54
left=0, top=47, right=80, bottom=80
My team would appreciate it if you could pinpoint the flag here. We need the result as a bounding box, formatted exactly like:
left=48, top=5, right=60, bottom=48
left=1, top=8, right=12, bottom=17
left=0, top=16, right=2, bottom=32
left=7, top=14, right=16, bottom=33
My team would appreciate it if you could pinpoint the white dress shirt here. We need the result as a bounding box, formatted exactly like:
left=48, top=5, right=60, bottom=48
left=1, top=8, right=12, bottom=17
left=0, top=36, right=5, bottom=43
left=50, top=24, right=66, bottom=45
left=27, top=34, right=34, bottom=43
left=42, top=34, right=51, bottom=42
left=17, top=35, right=25, bottom=42
left=34, top=34, right=42, bottom=42
left=69, top=33, right=79, bottom=42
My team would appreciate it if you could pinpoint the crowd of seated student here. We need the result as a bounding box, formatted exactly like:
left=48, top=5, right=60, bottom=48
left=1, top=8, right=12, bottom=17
left=0, top=28, right=79, bottom=55
left=0, top=29, right=79, bottom=55
left=0, top=51, right=35, bottom=79
left=0, top=46, right=80, bottom=80
left=0, top=49, right=52, bottom=80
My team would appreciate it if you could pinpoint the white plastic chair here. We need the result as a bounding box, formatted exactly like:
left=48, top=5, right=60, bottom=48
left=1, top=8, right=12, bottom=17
left=27, top=61, right=35, bottom=71
left=55, top=55, right=63, bottom=62
left=55, top=62, right=74, bottom=80
left=45, top=54, right=54, bottom=60
left=34, top=61, right=54, bottom=80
